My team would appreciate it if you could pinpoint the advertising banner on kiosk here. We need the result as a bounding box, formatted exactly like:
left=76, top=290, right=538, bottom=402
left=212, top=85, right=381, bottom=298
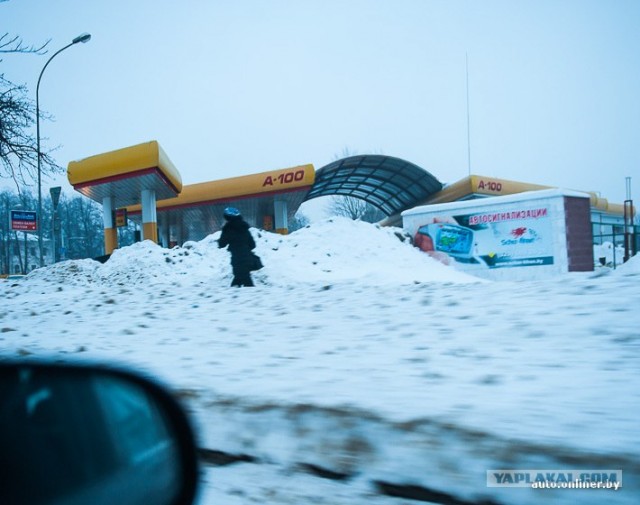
left=404, top=189, right=595, bottom=280
left=412, top=205, right=554, bottom=270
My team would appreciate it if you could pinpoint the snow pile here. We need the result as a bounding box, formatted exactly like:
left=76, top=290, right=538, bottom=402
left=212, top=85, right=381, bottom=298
left=24, top=258, right=101, bottom=286
left=99, top=236, right=229, bottom=286
left=255, top=218, right=478, bottom=285
left=612, top=252, right=640, bottom=276
left=27, top=218, right=479, bottom=287
left=593, top=242, right=627, bottom=268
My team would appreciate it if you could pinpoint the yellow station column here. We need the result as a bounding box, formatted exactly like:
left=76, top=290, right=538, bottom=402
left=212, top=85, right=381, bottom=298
left=141, top=189, right=158, bottom=243
left=102, top=196, right=118, bottom=254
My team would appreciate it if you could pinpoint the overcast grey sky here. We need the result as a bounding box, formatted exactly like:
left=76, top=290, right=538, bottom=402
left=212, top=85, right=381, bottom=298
left=3, top=0, right=639, bottom=206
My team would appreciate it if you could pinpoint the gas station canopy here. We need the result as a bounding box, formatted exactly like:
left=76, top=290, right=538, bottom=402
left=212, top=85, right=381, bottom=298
left=67, top=141, right=183, bottom=207
left=126, top=164, right=315, bottom=239
left=67, top=143, right=449, bottom=248
left=305, top=155, right=443, bottom=215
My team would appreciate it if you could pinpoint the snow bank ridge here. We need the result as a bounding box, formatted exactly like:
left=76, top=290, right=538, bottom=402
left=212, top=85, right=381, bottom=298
left=26, top=218, right=480, bottom=287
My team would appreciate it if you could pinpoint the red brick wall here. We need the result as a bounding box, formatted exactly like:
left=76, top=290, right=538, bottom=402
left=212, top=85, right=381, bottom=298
left=564, top=197, right=594, bottom=272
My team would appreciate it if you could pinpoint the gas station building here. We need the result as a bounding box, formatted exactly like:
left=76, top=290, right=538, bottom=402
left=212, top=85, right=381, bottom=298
left=67, top=140, right=636, bottom=268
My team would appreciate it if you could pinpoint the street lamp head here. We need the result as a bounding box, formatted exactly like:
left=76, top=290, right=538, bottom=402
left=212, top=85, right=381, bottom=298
left=72, top=33, right=91, bottom=44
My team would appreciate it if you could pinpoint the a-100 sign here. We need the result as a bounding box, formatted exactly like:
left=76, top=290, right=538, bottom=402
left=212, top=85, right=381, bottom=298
left=262, top=169, right=306, bottom=187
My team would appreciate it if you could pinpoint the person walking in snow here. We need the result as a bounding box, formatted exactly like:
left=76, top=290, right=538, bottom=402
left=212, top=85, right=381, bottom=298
left=218, top=207, right=256, bottom=287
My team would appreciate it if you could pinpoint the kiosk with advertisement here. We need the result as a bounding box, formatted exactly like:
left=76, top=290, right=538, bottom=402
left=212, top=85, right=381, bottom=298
left=402, top=189, right=594, bottom=280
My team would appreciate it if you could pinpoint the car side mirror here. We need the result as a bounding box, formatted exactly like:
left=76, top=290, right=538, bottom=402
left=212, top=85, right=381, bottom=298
left=0, top=362, right=199, bottom=505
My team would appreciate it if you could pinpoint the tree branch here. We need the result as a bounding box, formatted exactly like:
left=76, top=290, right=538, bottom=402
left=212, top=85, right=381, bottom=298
left=0, top=32, right=50, bottom=55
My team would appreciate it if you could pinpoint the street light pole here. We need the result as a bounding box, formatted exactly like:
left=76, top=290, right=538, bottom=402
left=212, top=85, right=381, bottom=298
left=36, top=32, right=91, bottom=267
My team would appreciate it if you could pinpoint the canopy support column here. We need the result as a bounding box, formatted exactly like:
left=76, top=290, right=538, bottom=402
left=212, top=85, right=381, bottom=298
left=274, top=200, right=288, bottom=234
left=141, top=189, right=158, bottom=243
left=159, top=215, right=170, bottom=247
left=102, top=196, right=118, bottom=254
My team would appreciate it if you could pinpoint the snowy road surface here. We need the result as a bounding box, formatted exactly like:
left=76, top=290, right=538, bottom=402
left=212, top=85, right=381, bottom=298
left=2, top=219, right=638, bottom=504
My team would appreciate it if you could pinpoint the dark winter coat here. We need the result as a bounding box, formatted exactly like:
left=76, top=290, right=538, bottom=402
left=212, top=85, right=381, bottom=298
left=218, top=216, right=256, bottom=269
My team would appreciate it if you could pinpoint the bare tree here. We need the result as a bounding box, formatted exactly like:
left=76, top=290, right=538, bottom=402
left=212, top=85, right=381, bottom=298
left=0, top=188, right=18, bottom=273
left=289, top=212, right=310, bottom=232
left=0, top=32, right=50, bottom=56
left=59, top=194, right=104, bottom=259
left=1, top=186, right=105, bottom=273
left=326, top=146, right=387, bottom=223
left=327, top=195, right=386, bottom=223
left=0, top=26, right=59, bottom=188
left=0, top=187, right=39, bottom=273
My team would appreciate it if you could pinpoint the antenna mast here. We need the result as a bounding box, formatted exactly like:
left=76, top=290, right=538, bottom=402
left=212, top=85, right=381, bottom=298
left=466, top=53, right=472, bottom=177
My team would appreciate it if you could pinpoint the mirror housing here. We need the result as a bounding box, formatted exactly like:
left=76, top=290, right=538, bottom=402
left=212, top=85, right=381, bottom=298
left=0, top=361, right=199, bottom=505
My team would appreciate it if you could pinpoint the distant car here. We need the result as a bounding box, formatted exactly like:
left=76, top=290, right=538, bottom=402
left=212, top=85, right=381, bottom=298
left=1, top=274, right=26, bottom=281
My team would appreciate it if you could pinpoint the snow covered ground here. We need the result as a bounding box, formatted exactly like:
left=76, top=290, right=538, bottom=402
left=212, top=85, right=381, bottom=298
left=1, top=218, right=638, bottom=504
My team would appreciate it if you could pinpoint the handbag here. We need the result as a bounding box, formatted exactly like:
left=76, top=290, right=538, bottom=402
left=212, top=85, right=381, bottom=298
left=250, top=252, right=264, bottom=271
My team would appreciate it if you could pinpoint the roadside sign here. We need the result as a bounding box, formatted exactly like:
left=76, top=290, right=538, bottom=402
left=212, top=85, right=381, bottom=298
left=50, top=186, right=62, bottom=210
left=10, top=210, right=37, bottom=232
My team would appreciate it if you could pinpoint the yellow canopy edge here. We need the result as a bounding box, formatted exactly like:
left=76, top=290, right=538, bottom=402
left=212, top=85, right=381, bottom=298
left=67, top=141, right=183, bottom=192
left=422, top=175, right=627, bottom=216
left=127, top=164, right=315, bottom=213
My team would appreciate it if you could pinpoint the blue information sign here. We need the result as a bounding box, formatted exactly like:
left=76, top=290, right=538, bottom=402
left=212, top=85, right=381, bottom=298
left=10, top=210, right=37, bottom=232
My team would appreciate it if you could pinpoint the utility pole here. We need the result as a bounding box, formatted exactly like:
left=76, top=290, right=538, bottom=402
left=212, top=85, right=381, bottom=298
left=50, top=187, right=62, bottom=263
left=623, top=177, right=634, bottom=262
left=466, top=53, right=472, bottom=177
